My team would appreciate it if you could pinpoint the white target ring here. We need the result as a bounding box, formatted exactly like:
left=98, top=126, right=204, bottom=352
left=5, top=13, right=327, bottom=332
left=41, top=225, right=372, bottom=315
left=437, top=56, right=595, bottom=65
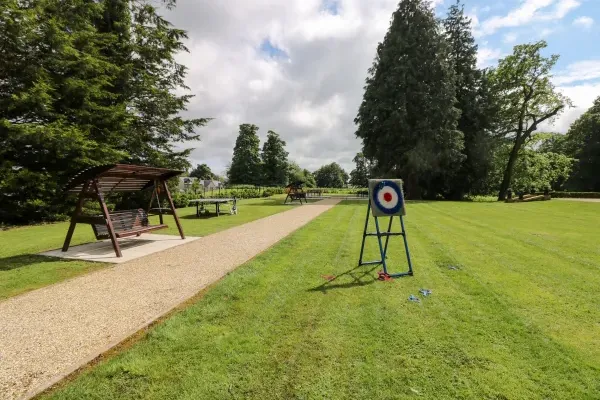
left=377, top=186, right=399, bottom=210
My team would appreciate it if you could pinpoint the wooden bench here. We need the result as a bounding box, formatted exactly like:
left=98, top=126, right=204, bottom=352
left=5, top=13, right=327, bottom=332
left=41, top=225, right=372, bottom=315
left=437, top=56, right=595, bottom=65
left=306, top=189, right=323, bottom=198
left=91, top=209, right=167, bottom=240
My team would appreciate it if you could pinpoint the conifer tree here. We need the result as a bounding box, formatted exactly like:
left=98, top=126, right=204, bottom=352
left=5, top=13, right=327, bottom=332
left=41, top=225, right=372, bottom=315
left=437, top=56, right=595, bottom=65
left=0, top=0, right=209, bottom=222
left=355, top=0, right=463, bottom=199
left=228, top=124, right=262, bottom=185
left=443, top=0, right=498, bottom=198
left=261, top=131, right=289, bottom=186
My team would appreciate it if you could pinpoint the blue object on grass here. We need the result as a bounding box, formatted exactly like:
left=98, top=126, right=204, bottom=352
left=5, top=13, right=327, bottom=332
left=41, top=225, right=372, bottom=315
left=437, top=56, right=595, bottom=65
left=408, top=295, right=420, bottom=302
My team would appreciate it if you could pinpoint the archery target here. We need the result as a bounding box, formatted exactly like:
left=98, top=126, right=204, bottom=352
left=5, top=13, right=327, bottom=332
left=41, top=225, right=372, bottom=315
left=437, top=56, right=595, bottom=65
left=368, top=179, right=406, bottom=216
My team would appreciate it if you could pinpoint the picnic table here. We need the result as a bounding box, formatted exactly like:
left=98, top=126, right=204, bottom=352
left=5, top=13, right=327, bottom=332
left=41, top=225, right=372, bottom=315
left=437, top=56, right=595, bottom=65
left=189, top=198, right=237, bottom=217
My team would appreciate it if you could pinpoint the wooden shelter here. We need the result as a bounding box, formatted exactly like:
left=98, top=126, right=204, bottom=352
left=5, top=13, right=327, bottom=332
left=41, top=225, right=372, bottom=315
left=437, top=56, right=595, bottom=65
left=62, top=164, right=185, bottom=257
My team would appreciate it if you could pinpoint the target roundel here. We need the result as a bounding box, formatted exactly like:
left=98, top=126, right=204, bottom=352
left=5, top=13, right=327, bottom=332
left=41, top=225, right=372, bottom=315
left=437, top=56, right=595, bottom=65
left=368, top=179, right=406, bottom=216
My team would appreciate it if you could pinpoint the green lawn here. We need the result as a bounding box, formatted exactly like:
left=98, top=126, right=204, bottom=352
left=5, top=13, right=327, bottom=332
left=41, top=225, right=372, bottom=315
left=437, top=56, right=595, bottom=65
left=42, top=200, right=600, bottom=399
left=0, top=197, right=292, bottom=301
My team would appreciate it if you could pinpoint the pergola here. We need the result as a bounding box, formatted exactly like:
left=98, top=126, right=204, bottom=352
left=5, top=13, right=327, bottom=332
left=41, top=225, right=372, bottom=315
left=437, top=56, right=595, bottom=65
left=62, top=164, right=185, bottom=257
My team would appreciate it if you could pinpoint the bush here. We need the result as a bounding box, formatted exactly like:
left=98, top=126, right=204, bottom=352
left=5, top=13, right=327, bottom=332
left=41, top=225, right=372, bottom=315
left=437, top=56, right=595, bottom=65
left=546, top=192, right=600, bottom=199
left=171, top=192, right=193, bottom=208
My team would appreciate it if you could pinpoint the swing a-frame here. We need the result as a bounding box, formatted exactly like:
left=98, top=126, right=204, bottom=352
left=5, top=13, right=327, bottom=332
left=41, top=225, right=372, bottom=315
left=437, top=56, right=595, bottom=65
left=358, top=179, right=413, bottom=279
left=62, top=164, right=185, bottom=258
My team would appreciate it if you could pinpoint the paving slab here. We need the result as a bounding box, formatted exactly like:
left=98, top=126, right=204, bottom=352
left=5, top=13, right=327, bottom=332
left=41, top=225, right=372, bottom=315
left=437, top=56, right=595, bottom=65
left=39, top=234, right=201, bottom=264
left=0, top=199, right=340, bottom=400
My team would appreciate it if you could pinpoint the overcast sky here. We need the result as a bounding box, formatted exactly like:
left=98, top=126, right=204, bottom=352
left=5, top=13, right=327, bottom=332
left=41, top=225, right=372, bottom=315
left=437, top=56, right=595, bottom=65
left=164, top=0, right=600, bottom=176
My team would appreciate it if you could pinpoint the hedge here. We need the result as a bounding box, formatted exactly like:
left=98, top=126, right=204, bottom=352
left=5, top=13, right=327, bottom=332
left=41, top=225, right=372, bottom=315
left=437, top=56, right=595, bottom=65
left=547, top=192, right=600, bottom=199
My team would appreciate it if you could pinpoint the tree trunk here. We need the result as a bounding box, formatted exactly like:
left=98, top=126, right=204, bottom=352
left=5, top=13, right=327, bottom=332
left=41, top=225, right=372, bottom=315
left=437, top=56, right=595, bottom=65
left=405, top=173, right=421, bottom=200
left=498, top=140, right=522, bottom=201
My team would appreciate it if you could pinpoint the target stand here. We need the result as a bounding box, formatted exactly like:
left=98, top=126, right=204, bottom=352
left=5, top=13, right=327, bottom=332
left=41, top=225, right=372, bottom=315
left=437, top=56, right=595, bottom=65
left=358, top=179, right=413, bottom=278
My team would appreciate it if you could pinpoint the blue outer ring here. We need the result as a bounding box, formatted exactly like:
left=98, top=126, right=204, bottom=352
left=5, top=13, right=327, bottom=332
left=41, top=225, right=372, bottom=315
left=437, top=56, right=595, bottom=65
left=373, top=180, right=404, bottom=215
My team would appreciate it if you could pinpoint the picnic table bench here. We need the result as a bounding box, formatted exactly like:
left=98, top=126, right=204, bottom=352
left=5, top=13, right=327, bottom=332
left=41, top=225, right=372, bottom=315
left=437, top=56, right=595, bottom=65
left=189, top=198, right=237, bottom=217
left=306, top=189, right=323, bottom=198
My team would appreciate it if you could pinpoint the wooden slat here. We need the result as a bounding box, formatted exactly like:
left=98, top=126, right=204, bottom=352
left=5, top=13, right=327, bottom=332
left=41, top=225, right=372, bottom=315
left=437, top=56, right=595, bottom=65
left=115, top=224, right=168, bottom=238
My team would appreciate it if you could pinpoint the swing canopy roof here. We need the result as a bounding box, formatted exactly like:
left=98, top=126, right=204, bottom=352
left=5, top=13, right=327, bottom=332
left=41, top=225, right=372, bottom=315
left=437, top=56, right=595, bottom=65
left=65, top=164, right=183, bottom=194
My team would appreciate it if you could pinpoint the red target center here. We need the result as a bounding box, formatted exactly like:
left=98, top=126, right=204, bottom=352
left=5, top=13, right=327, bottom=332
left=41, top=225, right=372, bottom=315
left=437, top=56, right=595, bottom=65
left=383, top=192, right=393, bottom=202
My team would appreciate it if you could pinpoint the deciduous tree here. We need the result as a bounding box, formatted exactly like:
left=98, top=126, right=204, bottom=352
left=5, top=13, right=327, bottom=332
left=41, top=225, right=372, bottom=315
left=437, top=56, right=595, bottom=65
left=349, top=153, right=370, bottom=187
left=287, top=162, right=316, bottom=188
left=314, top=163, right=348, bottom=188
left=189, top=164, right=214, bottom=180
left=489, top=41, right=570, bottom=200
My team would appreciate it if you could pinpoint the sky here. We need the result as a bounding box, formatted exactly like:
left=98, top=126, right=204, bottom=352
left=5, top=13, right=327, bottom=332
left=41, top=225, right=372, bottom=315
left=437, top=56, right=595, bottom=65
left=164, top=0, right=600, bottom=176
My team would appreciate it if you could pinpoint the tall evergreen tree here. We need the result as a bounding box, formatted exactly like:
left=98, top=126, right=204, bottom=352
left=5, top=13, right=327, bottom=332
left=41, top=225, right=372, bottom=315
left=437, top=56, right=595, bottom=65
left=0, top=0, right=126, bottom=223
left=261, top=130, right=289, bottom=186
left=355, top=0, right=463, bottom=199
left=228, top=124, right=262, bottom=185
left=564, top=96, right=600, bottom=191
left=443, top=0, right=498, bottom=198
left=0, top=0, right=209, bottom=223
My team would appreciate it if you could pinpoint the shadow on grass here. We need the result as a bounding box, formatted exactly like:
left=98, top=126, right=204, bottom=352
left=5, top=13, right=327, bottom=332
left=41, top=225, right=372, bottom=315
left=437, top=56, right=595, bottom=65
left=308, top=264, right=379, bottom=294
left=0, top=254, right=79, bottom=271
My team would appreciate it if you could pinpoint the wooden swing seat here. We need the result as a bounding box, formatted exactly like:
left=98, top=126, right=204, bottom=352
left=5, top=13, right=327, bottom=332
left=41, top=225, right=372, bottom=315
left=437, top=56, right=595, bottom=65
left=62, top=164, right=186, bottom=258
left=91, top=209, right=167, bottom=240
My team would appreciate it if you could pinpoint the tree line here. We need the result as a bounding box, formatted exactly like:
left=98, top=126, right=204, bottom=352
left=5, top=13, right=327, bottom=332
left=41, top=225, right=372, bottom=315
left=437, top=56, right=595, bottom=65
left=354, top=0, right=599, bottom=200
left=2, top=0, right=598, bottom=223
left=214, top=123, right=348, bottom=189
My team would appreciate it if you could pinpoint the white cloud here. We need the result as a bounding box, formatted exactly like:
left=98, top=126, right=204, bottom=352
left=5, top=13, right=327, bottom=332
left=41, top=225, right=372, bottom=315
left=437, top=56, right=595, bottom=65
left=540, top=82, right=600, bottom=132
left=477, top=0, right=581, bottom=36
left=477, top=47, right=504, bottom=68
left=554, top=60, right=600, bottom=85
left=538, top=60, right=600, bottom=132
left=541, top=0, right=580, bottom=19
left=163, top=0, right=592, bottom=174
left=573, top=16, right=594, bottom=28
left=164, top=0, right=408, bottom=172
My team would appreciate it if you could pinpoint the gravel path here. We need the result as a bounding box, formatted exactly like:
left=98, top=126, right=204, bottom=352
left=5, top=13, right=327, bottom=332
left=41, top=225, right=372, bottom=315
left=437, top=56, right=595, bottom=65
left=0, top=199, right=340, bottom=400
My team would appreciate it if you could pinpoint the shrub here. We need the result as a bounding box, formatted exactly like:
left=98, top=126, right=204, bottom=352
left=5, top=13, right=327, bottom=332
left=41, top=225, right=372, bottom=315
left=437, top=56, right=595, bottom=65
left=171, top=192, right=193, bottom=208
